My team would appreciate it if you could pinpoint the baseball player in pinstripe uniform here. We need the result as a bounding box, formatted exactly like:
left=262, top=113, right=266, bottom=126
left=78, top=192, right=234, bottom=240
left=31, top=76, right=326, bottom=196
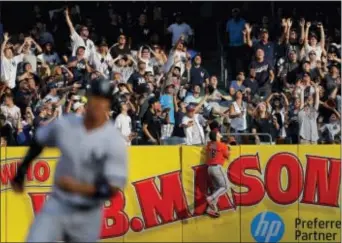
left=11, top=78, right=128, bottom=242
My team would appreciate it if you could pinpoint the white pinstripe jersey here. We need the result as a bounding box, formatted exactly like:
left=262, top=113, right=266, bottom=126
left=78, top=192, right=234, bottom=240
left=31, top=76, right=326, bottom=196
left=35, top=114, right=128, bottom=206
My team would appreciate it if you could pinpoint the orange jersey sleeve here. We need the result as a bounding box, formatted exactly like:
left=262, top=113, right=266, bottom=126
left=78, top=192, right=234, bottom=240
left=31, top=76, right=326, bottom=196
left=221, top=143, right=229, bottom=159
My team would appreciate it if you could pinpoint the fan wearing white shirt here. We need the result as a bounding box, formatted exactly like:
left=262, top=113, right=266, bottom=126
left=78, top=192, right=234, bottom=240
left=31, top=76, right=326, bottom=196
left=114, top=102, right=134, bottom=146
left=0, top=93, right=21, bottom=130
left=65, top=8, right=96, bottom=59
left=42, top=83, right=61, bottom=116
left=18, top=37, right=43, bottom=74
left=138, top=46, right=155, bottom=75
left=1, top=33, right=24, bottom=89
left=111, top=55, right=136, bottom=83
left=89, top=41, right=113, bottom=79
left=319, top=113, right=341, bottom=143
left=182, top=105, right=207, bottom=145
left=303, top=21, right=325, bottom=61
left=167, top=12, right=193, bottom=46
left=164, top=35, right=188, bottom=75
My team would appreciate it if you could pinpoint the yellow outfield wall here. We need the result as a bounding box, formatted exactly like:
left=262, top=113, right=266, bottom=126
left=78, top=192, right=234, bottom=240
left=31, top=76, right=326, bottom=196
left=0, top=145, right=341, bottom=243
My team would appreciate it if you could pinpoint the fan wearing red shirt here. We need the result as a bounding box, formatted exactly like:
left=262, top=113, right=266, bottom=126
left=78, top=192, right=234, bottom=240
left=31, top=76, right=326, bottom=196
left=205, top=130, right=230, bottom=218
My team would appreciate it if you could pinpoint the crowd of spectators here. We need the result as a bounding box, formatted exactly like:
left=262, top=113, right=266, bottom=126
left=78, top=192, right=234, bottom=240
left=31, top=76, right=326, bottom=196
left=0, top=2, right=341, bottom=147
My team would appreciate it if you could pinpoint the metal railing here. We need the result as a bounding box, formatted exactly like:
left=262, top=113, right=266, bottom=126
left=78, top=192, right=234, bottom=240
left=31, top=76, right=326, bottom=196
left=224, top=132, right=273, bottom=145
left=131, top=132, right=273, bottom=146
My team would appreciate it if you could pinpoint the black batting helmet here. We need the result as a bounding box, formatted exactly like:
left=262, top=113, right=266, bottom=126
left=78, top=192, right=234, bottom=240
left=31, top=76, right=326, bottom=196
left=88, top=78, right=114, bottom=100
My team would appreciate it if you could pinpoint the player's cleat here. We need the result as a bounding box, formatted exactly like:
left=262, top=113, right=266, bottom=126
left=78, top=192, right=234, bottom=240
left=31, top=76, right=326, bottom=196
left=207, top=209, right=220, bottom=218
left=206, top=196, right=216, bottom=210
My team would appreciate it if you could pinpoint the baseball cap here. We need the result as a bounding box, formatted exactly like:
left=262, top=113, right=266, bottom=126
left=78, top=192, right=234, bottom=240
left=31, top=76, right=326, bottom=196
left=209, top=130, right=219, bottom=142
left=119, top=99, right=127, bottom=106
left=22, top=61, right=31, bottom=67
left=47, top=82, right=58, bottom=89
left=301, top=72, right=311, bottom=80
left=118, top=34, right=126, bottom=39
left=260, top=28, right=269, bottom=33
left=209, top=120, right=220, bottom=131
left=88, top=78, right=114, bottom=100
left=232, top=8, right=240, bottom=13
left=98, top=40, right=108, bottom=47
left=148, top=97, right=159, bottom=106
left=73, top=102, right=84, bottom=111
left=309, top=33, right=318, bottom=39
left=329, top=63, right=339, bottom=70
left=76, top=46, right=86, bottom=52
left=174, top=12, right=182, bottom=17
left=136, top=83, right=150, bottom=95
left=328, top=46, right=338, bottom=53
left=186, top=105, right=196, bottom=112
left=234, top=89, right=243, bottom=97
left=36, top=105, right=47, bottom=114
left=193, top=53, right=201, bottom=59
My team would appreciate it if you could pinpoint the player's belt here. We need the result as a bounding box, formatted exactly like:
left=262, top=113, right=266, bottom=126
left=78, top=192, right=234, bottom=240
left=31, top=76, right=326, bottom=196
left=71, top=203, right=98, bottom=211
left=209, top=164, right=220, bottom=167
left=53, top=193, right=99, bottom=211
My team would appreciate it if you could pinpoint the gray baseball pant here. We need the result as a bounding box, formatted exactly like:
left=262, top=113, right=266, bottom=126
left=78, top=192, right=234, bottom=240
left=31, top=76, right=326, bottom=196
left=207, top=165, right=229, bottom=205
left=26, top=196, right=102, bottom=242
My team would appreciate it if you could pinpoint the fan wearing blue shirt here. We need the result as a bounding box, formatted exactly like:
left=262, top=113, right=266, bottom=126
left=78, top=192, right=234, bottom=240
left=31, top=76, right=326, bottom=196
left=160, top=83, right=176, bottom=144
left=160, top=84, right=176, bottom=125
left=189, top=54, right=209, bottom=87
left=229, top=72, right=246, bottom=96
left=245, top=26, right=276, bottom=67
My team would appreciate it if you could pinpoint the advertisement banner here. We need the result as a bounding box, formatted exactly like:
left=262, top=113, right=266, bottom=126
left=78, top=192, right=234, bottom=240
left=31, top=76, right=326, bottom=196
left=0, top=145, right=341, bottom=243
left=297, top=145, right=341, bottom=243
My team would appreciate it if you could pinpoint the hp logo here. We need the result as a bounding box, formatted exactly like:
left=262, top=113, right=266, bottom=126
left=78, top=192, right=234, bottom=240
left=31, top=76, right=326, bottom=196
left=251, top=211, right=285, bottom=243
